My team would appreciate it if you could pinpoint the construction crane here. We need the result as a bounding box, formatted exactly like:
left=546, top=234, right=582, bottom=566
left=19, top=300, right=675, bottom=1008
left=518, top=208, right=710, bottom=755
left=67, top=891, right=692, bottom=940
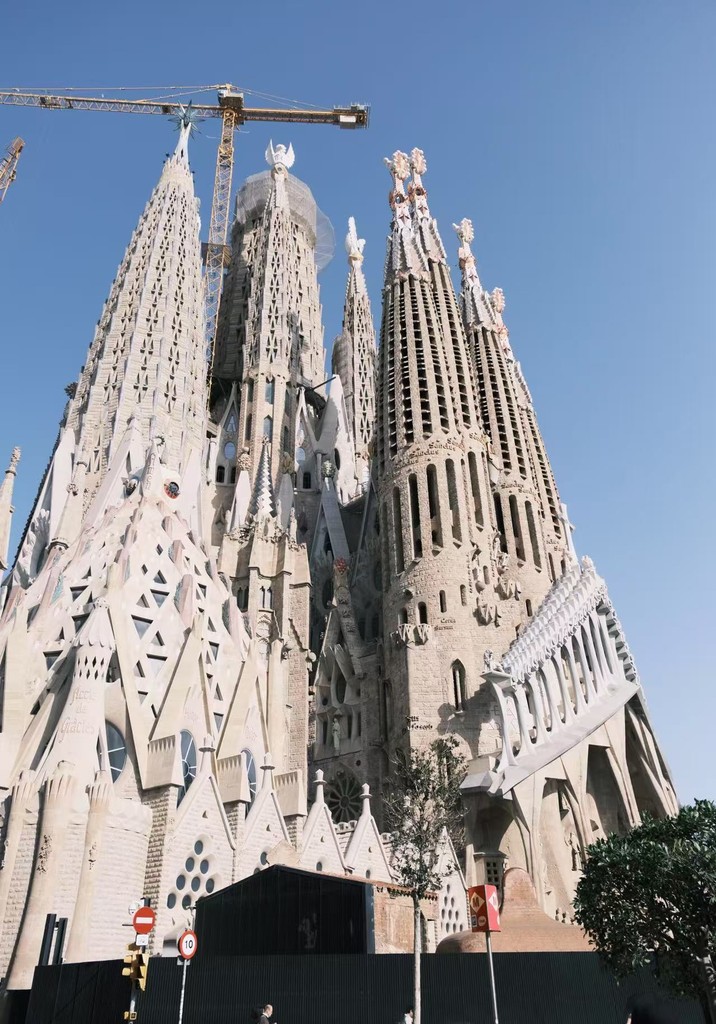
left=0, top=86, right=368, bottom=367
left=0, top=136, right=24, bottom=206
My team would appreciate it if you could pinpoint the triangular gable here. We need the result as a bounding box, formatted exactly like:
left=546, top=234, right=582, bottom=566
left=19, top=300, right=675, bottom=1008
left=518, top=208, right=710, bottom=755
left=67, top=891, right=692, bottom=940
left=298, top=770, right=347, bottom=874
left=344, top=784, right=393, bottom=881
left=235, top=756, right=292, bottom=878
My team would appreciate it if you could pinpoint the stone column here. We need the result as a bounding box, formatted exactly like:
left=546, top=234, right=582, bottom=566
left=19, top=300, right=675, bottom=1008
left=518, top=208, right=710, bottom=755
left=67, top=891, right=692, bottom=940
left=63, top=770, right=113, bottom=962
left=0, top=771, right=38, bottom=957
left=7, top=762, right=79, bottom=990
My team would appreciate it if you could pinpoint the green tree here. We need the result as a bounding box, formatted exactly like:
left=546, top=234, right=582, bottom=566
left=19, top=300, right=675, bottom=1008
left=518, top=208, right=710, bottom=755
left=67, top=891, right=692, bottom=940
left=573, top=800, right=716, bottom=1023
left=384, top=736, right=466, bottom=1024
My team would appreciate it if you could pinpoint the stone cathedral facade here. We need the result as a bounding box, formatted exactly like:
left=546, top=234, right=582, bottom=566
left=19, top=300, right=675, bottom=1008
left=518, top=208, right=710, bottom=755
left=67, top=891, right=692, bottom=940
left=0, top=130, right=677, bottom=991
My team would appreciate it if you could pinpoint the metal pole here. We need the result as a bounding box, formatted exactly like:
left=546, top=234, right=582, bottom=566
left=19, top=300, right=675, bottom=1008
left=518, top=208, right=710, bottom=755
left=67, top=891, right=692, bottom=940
left=129, top=981, right=137, bottom=1021
left=177, top=955, right=188, bottom=1024
left=485, top=929, right=499, bottom=1024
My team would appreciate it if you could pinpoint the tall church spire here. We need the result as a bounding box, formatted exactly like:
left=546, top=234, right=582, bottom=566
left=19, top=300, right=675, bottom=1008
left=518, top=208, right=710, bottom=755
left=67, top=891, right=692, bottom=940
left=65, top=119, right=206, bottom=489
left=455, top=217, right=569, bottom=580
left=0, top=447, right=20, bottom=572
left=210, top=142, right=328, bottom=513
left=13, top=124, right=207, bottom=582
left=331, top=217, right=376, bottom=484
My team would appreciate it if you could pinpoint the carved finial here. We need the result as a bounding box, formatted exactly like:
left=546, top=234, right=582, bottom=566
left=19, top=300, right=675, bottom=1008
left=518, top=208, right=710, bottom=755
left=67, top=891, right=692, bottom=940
left=345, top=216, right=366, bottom=263
left=453, top=218, right=474, bottom=246
left=7, top=448, right=20, bottom=473
left=314, top=768, right=325, bottom=804
left=265, top=140, right=295, bottom=171
left=384, top=150, right=410, bottom=183
left=360, top=783, right=371, bottom=816
left=409, top=147, right=427, bottom=178
left=491, top=287, right=505, bottom=314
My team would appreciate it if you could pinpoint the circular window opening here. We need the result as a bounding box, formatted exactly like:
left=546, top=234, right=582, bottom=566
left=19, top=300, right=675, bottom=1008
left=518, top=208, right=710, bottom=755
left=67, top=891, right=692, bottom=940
left=206, top=878, right=216, bottom=894
left=191, top=876, right=201, bottom=892
left=105, top=722, right=127, bottom=782
left=182, top=894, right=191, bottom=909
left=200, top=859, right=210, bottom=875
left=185, top=857, right=195, bottom=872
left=224, top=441, right=237, bottom=461
left=176, top=875, right=186, bottom=891
left=167, top=893, right=176, bottom=909
left=260, top=851, right=269, bottom=866
left=194, top=840, right=204, bottom=856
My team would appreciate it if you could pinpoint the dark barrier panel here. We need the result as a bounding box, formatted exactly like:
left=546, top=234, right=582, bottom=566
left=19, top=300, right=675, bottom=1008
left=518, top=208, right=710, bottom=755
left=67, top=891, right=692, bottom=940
left=26, top=952, right=705, bottom=1024
left=196, top=865, right=373, bottom=955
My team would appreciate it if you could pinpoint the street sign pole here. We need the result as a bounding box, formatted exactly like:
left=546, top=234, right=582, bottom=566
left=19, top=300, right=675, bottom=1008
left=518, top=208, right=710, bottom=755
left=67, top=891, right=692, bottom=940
left=484, top=928, right=499, bottom=1024
left=177, top=955, right=189, bottom=1024
left=467, top=884, right=501, bottom=1024
left=176, top=922, right=198, bottom=1024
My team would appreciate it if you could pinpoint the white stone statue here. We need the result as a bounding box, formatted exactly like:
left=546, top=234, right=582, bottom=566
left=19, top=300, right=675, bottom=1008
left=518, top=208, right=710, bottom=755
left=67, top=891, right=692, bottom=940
left=265, top=140, right=295, bottom=171
left=331, top=717, right=341, bottom=751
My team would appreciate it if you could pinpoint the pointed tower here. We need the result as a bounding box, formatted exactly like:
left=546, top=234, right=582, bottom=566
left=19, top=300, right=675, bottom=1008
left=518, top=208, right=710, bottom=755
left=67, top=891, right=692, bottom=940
left=210, top=140, right=329, bottom=535
left=375, top=148, right=500, bottom=764
left=455, top=218, right=570, bottom=587
left=13, top=123, right=207, bottom=584
left=331, top=218, right=377, bottom=494
left=0, top=448, right=20, bottom=573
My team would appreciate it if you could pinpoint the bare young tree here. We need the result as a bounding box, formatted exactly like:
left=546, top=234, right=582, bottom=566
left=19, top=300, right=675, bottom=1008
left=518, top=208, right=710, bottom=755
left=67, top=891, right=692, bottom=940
left=384, top=737, right=466, bottom=1024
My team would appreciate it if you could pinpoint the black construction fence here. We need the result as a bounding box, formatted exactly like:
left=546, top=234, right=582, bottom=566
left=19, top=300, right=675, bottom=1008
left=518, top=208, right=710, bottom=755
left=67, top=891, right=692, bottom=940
left=24, top=952, right=704, bottom=1024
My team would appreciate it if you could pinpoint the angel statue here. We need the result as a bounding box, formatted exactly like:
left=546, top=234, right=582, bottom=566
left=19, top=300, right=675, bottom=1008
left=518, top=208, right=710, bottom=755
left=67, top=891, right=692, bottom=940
left=265, top=140, right=295, bottom=170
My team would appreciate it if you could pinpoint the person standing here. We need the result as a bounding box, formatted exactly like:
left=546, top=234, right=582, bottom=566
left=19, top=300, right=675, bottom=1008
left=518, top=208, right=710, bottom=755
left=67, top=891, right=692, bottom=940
left=258, top=1003, right=274, bottom=1024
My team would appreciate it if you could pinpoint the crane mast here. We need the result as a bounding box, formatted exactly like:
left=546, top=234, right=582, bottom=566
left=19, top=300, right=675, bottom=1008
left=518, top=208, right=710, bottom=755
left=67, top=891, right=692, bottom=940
left=0, top=137, right=24, bottom=206
left=0, top=86, right=368, bottom=366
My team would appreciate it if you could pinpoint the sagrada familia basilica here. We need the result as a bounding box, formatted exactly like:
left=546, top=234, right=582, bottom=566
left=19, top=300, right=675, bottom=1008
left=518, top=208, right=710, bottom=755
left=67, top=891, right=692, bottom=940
left=0, top=124, right=678, bottom=990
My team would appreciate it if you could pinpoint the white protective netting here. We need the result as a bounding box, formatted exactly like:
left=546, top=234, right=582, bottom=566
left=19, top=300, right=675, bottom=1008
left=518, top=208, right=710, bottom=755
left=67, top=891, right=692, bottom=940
left=234, top=170, right=335, bottom=272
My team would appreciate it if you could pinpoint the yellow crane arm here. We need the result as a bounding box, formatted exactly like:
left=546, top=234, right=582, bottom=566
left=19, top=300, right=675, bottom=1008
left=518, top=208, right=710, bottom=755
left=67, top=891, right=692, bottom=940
left=0, top=86, right=369, bottom=368
left=0, top=136, right=24, bottom=205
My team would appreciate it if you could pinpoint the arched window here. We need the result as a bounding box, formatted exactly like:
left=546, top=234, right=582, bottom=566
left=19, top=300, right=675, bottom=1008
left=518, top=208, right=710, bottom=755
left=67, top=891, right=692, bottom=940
left=460, top=585, right=467, bottom=607
left=215, top=465, right=225, bottom=483
left=426, top=464, right=442, bottom=548
left=302, top=472, right=312, bottom=490
left=439, top=590, right=447, bottom=613
left=244, top=414, right=252, bottom=441
left=230, top=466, right=236, bottom=485
left=509, top=495, right=526, bottom=561
left=525, top=501, right=541, bottom=569
left=178, top=731, right=197, bottom=804
left=241, top=749, right=258, bottom=804
left=409, top=473, right=422, bottom=559
left=445, top=460, right=462, bottom=542
left=393, top=488, right=405, bottom=573
left=265, top=379, right=275, bottom=404
left=263, top=415, right=273, bottom=438
left=452, top=662, right=467, bottom=711
left=398, top=608, right=408, bottom=625
left=334, top=448, right=341, bottom=471
left=417, top=602, right=428, bottom=624
left=105, top=722, right=127, bottom=782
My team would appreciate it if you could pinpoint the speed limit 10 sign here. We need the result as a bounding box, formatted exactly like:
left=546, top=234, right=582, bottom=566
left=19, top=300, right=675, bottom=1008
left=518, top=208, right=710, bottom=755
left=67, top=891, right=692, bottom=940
left=177, top=929, right=198, bottom=960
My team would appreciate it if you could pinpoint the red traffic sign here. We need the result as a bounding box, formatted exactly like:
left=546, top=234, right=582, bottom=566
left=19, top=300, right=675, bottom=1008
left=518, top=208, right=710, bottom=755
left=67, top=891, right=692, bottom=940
left=468, top=884, right=501, bottom=933
left=178, top=929, right=198, bottom=960
left=132, top=906, right=156, bottom=935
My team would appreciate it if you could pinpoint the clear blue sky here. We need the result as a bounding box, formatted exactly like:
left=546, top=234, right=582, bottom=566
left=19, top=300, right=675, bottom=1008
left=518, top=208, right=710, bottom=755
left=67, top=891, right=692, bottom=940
left=1, top=1, right=714, bottom=802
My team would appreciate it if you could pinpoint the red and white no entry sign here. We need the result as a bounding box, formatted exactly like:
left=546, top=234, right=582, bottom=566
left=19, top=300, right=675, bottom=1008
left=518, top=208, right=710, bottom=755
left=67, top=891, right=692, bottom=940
left=178, top=929, right=198, bottom=960
left=133, top=906, right=156, bottom=935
